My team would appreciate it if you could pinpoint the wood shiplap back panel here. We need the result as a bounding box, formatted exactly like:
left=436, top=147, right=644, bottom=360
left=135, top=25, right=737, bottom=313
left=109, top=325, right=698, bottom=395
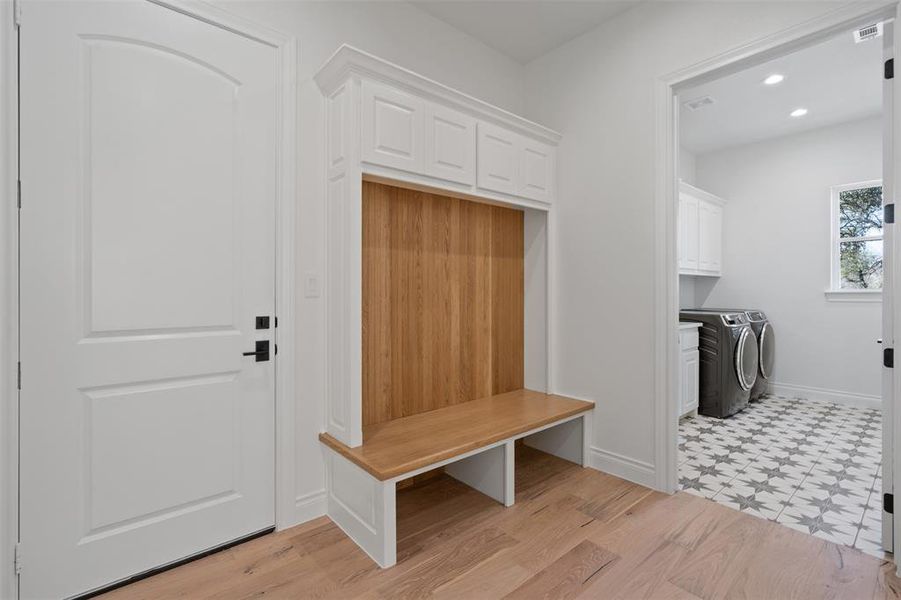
left=362, top=181, right=524, bottom=427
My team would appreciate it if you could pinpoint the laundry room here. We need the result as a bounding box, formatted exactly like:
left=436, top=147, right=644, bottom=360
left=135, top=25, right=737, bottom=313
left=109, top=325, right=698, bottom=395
left=676, top=24, right=887, bottom=556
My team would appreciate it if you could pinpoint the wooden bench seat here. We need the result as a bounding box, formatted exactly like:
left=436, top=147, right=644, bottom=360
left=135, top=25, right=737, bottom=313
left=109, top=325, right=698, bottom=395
left=319, top=389, right=594, bottom=568
left=319, top=389, right=594, bottom=481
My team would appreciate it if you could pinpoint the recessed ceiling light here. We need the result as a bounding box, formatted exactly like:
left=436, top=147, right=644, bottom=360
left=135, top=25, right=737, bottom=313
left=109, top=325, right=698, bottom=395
left=763, top=74, right=784, bottom=85
left=790, top=108, right=808, bottom=118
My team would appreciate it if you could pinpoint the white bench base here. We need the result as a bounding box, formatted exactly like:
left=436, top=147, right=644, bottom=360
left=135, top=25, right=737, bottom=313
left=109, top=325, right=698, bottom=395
left=323, top=412, right=591, bottom=568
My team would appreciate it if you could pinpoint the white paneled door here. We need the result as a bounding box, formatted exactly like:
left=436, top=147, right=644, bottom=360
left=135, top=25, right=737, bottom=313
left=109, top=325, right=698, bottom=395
left=19, top=2, right=277, bottom=598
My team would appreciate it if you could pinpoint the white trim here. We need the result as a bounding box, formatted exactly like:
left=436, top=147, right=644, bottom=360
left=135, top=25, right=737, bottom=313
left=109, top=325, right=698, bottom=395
left=655, top=2, right=898, bottom=502
left=0, top=2, right=17, bottom=598
left=294, top=490, right=328, bottom=524
left=824, top=289, right=883, bottom=302
left=361, top=169, right=551, bottom=213
left=314, top=45, right=561, bottom=145
left=588, top=447, right=656, bottom=489
left=769, top=382, right=882, bottom=410
left=680, top=181, right=726, bottom=207
left=830, top=179, right=884, bottom=293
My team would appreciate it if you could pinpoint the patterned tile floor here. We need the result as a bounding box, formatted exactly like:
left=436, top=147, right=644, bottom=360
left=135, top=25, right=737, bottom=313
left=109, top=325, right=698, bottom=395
left=679, top=394, right=885, bottom=558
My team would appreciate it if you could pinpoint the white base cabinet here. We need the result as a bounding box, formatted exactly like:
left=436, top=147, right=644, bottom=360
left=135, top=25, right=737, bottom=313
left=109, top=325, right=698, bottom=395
left=679, top=323, right=701, bottom=418
left=679, top=182, right=725, bottom=277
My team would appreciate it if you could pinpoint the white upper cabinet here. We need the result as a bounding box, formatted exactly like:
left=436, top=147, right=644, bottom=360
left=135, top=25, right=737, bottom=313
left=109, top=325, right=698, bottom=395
left=678, top=193, right=699, bottom=272
left=424, top=104, right=476, bottom=185
left=476, top=122, right=557, bottom=202
left=362, top=80, right=424, bottom=173
left=698, top=201, right=723, bottom=273
left=477, top=122, right=518, bottom=195
left=517, top=138, right=556, bottom=203
left=678, top=182, right=724, bottom=277
left=316, top=46, right=560, bottom=212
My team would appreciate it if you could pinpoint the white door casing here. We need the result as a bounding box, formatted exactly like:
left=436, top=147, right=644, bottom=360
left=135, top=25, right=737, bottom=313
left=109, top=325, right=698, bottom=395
left=19, top=2, right=281, bottom=597
left=887, top=13, right=898, bottom=556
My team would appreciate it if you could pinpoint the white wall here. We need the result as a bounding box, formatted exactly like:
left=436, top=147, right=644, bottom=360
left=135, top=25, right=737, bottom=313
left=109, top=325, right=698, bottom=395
left=695, top=116, right=882, bottom=403
left=522, top=1, right=868, bottom=485
left=679, top=147, right=697, bottom=185
left=212, top=0, right=526, bottom=524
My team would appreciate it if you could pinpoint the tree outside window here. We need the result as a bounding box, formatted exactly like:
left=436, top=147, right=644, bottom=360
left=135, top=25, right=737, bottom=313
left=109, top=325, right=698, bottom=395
left=832, top=182, right=883, bottom=291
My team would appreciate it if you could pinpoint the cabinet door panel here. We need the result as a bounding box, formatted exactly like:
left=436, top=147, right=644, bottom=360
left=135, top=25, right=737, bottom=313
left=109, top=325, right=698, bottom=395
left=679, top=195, right=699, bottom=272
left=681, top=349, right=700, bottom=414
left=698, top=200, right=722, bottom=274
left=477, top=122, right=518, bottom=195
left=362, top=80, right=423, bottom=172
left=424, top=104, right=475, bottom=185
left=517, top=138, right=555, bottom=203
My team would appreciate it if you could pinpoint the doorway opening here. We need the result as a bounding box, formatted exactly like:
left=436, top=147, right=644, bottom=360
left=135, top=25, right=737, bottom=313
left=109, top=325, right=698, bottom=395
left=672, top=18, right=891, bottom=558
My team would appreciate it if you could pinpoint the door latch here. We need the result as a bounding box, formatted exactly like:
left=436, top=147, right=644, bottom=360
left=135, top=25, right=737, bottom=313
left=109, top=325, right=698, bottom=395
left=242, top=340, right=270, bottom=362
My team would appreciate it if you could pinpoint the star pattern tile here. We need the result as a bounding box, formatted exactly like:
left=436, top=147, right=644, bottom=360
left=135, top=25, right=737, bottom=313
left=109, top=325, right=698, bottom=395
left=679, top=394, right=884, bottom=559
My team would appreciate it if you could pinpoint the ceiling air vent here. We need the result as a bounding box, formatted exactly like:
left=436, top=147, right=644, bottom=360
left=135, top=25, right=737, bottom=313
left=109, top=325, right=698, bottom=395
left=683, top=96, right=715, bottom=112
left=854, top=22, right=883, bottom=43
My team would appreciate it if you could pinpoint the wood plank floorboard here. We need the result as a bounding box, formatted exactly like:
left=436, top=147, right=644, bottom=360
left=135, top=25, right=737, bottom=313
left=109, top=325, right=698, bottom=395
left=100, top=446, right=901, bottom=600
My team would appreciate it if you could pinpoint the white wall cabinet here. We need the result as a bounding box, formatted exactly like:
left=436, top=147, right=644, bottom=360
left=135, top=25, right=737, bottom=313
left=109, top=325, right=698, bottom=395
left=316, top=45, right=561, bottom=446
left=476, top=123, right=556, bottom=202
left=352, top=56, right=558, bottom=207
left=477, top=122, right=518, bottom=195
left=678, top=182, right=725, bottom=277
left=678, top=194, right=699, bottom=272
left=679, top=324, right=700, bottom=417
left=362, top=80, right=424, bottom=173
left=517, top=137, right=555, bottom=203
left=424, top=104, right=476, bottom=185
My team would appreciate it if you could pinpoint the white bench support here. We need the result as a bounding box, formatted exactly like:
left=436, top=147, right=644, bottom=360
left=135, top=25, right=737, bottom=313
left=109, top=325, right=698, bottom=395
left=324, top=451, right=396, bottom=568
left=524, top=412, right=591, bottom=466
left=446, top=441, right=515, bottom=507
left=323, top=412, right=591, bottom=569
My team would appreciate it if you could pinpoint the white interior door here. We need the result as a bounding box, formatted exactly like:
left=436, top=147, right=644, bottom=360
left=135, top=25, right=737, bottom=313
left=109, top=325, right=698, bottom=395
left=19, top=2, right=278, bottom=597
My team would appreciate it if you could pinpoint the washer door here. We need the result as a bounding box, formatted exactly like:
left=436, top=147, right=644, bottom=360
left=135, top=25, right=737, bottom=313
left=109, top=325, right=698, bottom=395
left=735, top=328, right=759, bottom=391
left=758, top=322, right=775, bottom=380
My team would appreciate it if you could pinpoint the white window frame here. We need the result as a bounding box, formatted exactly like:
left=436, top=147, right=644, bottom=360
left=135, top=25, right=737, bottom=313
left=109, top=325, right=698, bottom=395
left=828, top=179, right=884, bottom=301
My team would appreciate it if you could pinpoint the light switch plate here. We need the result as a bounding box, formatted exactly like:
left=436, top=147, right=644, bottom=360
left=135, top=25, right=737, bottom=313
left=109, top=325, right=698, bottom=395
left=304, top=272, right=321, bottom=298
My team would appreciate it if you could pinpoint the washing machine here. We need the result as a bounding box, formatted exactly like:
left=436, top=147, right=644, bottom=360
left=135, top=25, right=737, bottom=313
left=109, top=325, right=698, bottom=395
left=679, top=310, right=759, bottom=418
left=691, top=309, right=775, bottom=401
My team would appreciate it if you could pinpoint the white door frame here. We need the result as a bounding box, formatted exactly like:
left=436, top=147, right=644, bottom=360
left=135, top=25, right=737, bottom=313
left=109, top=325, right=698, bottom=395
left=0, top=2, right=297, bottom=597
left=654, top=0, right=897, bottom=525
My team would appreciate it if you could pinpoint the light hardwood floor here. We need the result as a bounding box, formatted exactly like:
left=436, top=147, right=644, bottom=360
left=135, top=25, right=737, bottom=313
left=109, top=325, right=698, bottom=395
left=102, top=447, right=901, bottom=599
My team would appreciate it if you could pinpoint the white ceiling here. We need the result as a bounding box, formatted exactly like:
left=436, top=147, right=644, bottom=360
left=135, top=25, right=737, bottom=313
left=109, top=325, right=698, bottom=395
left=412, top=1, right=638, bottom=64
left=680, top=29, right=882, bottom=155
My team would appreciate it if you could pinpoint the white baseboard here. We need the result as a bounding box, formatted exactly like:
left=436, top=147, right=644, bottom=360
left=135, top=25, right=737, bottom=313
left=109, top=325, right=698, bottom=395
left=294, top=489, right=327, bottom=526
left=588, top=446, right=656, bottom=489
left=769, top=382, right=881, bottom=410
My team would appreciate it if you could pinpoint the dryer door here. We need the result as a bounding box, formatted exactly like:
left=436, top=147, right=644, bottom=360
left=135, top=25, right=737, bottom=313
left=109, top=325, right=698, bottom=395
left=735, top=328, right=759, bottom=391
left=758, top=322, right=775, bottom=380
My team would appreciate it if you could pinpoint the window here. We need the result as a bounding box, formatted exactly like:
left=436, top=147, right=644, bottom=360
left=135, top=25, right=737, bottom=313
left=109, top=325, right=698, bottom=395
left=830, top=181, right=883, bottom=295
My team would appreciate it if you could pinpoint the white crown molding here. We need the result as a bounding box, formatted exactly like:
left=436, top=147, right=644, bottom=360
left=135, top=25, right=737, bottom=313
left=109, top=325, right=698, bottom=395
left=679, top=180, right=726, bottom=207
left=313, top=44, right=562, bottom=145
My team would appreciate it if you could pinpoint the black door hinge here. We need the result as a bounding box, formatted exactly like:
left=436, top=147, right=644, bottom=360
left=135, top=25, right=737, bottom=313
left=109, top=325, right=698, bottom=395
left=885, top=348, right=894, bottom=368
left=17, top=362, right=21, bottom=390
left=886, top=204, right=895, bottom=224
left=885, top=493, right=894, bottom=514
left=274, top=316, right=278, bottom=328
left=16, top=180, right=21, bottom=210
left=887, top=58, right=894, bottom=80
